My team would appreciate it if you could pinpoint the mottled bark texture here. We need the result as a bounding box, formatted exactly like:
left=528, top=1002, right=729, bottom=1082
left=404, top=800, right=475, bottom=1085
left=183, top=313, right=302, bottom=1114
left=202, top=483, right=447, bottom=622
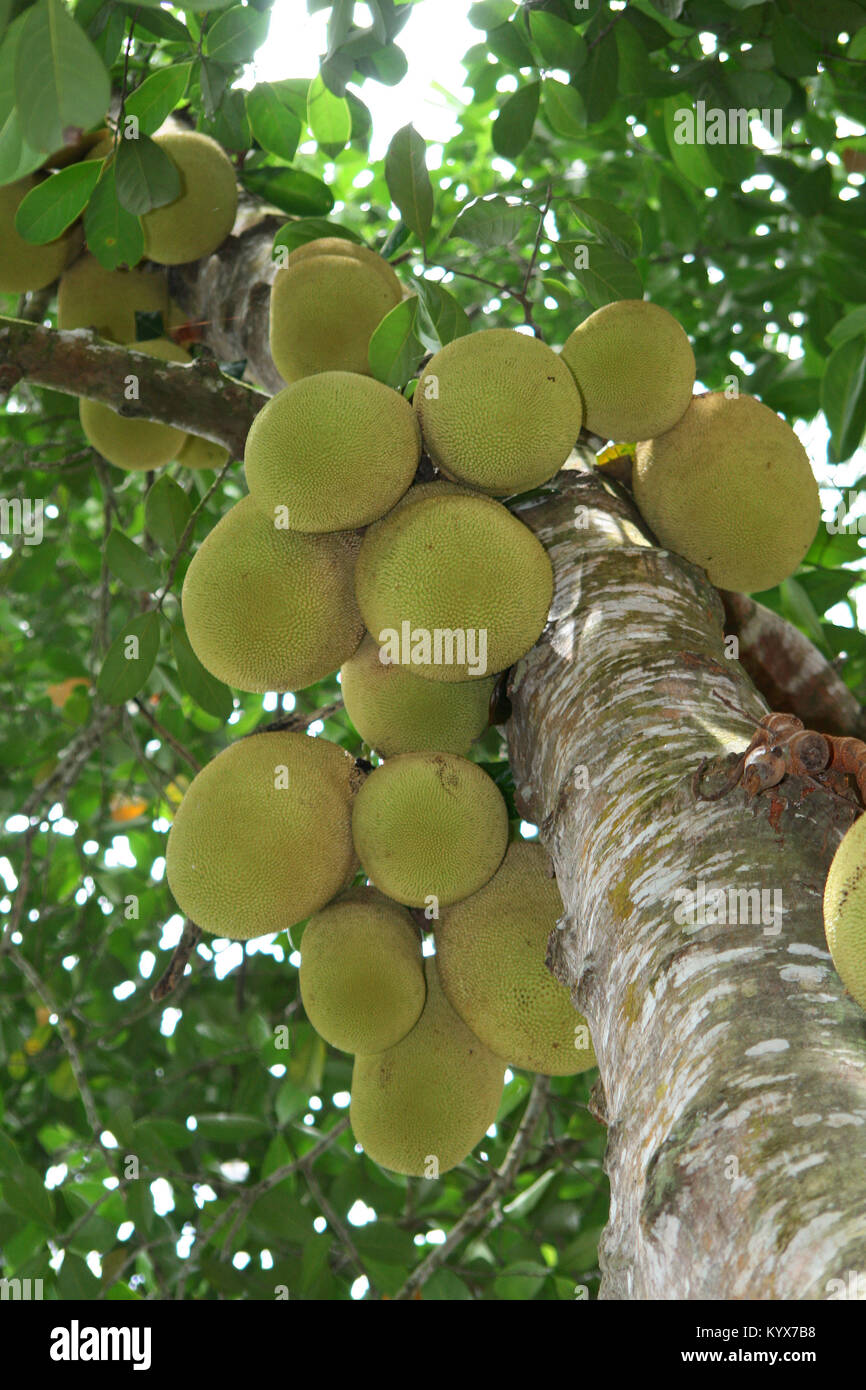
left=508, top=455, right=866, bottom=1300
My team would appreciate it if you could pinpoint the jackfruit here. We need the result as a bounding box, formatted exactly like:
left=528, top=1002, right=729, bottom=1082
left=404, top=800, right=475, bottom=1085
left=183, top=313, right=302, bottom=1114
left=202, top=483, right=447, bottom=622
left=415, top=328, right=583, bottom=495
left=176, top=434, right=230, bottom=470
left=352, top=751, right=509, bottom=908
left=633, top=391, right=820, bottom=593
left=823, top=815, right=866, bottom=1012
left=141, top=131, right=237, bottom=266
left=354, top=491, right=553, bottom=682
left=0, top=176, right=77, bottom=293
left=269, top=236, right=403, bottom=383
left=341, top=633, right=494, bottom=757
left=165, top=731, right=361, bottom=940
left=436, top=840, right=597, bottom=1074
left=57, top=254, right=171, bottom=343
left=181, top=494, right=364, bottom=693
left=244, top=372, right=420, bottom=533
left=560, top=299, right=695, bottom=442
left=78, top=337, right=190, bottom=470
left=299, top=886, right=426, bottom=1052
left=350, top=955, right=505, bottom=1177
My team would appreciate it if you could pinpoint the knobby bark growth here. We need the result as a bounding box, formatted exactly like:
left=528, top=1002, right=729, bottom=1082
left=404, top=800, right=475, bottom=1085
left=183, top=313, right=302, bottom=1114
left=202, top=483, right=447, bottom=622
left=507, top=460, right=866, bottom=1299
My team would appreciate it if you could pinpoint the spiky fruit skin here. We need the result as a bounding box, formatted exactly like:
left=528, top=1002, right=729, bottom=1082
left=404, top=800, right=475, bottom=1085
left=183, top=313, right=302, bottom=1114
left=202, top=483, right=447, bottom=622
left=352, top=752, right=509, bottom=908
left=181, top=494, right=364, bottom=693
left=299, top=886, right=426, bottom=1053
left=633, top=392, right=820, bottom=593
left=350, top=957, right=505, bottom=1177
left=415, top=328, right=584, bottom=495
left=269, top=237, right=403, bottom=383
left=823, top=815, right=866, bottom=1012
left=436, top=841, right=597, bottom=1075
left=341, top=633, right=495, bottom=757
left=57, top=254, right=170, bottom=342
left=560, top=299, right=695, bottom=442
left=141, top=132, right=237, bottom=266
left=166, top=732, right=361, bottom=940
left=176, top=434, right=230, bottom=470
left=78, top=337, right=190, bottom=470
left=0, top=176, right=77, bottom=293
left=244, top=372, right=420, bottom=533
left=355, top=491, right=553, bottom=682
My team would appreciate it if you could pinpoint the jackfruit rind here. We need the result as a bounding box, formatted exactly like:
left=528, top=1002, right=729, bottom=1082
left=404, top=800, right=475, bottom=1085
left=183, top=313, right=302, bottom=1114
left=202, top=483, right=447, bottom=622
left=269, top=239, right=403, bottom=383
left=57, top=254, right=171, bottom=343
left=0, top=176, right=77, bottom=294
left=141, top=131, right=238, bottom=266
left=165, top=731, right=361, bottom=941
left=560, top=299, right=695, bottom=442
left=436, top=840, right=597, bottom=1075
left=415, top=328, right=583, bottom=496
left=341, top=633, right=494, bottom=757
left=823, top=814, right=866, bottom=1012
left=299, top=886, right=426, bottom=1053
left=355, top=492, right=553, bottom=682
left=181, top=494, right=364, bottom=693
left=244, top=372, right=421, bottom=533
left=351, top=751, right=509, bottom=908
left=177, top=434, right=231, bottom=470
left=78, top=337, right=190, bottom=470
left=350, top=956, right=505, bottom=1177
left=633, top=392, right=821, bottom=593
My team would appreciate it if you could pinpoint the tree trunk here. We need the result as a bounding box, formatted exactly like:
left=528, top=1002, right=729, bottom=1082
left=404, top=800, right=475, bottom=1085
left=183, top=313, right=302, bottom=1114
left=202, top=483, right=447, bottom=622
left=507, top=460, right=866, bottom=1300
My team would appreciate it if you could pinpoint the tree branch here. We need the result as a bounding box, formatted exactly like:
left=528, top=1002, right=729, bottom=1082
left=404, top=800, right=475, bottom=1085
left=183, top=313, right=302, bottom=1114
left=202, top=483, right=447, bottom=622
left=0, top=317, right=266, bottom=457
left=391, top=1074, right=551, bottom=1301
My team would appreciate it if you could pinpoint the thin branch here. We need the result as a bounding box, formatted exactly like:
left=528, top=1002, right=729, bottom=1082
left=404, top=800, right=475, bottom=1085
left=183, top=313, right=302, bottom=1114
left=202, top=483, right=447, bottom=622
left=391, top=1074, right=551, bottom=1301
left=303, top=1162, right=371, bottom=1289
left=154, top=452, right=234, bottom=609
left=151, top=919, right=203, bottom=1001
left=0, top=318, right=265, bottom=457
left=133, top=697, right=202, bottom=771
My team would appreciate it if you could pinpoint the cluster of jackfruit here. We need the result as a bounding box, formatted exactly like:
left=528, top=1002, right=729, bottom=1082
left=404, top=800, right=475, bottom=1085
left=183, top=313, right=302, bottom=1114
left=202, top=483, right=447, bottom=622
left=164, top=236, right=600, bottom=1176
left=1, top=130, right=238, bottom=473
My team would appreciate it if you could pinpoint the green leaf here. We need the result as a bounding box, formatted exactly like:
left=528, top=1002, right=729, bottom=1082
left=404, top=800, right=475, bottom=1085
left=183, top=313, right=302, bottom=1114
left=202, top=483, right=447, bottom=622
left=662, top=96, right=720, bottom=189
left=14, top=0, right=111, bottom=154
left=203, top=4, right=270, bottom=63
left=1, top=1166, right=54, bottom=1228
left=503, top=1167, right=558, bottom=1217
left=84, top=158, right=145, bottom=270
left=528, top=12, right=586, bottom=73
left=13, top=161, right=100, bottom=243
left=493, top=81, right=540, bottom=159
left=415, top=279, right=472, bottom=348
left=115, top=132, right=182, bottom=215
left=558, top=241, right=643, bottom=307
left=306, top=72, right=351, bottom=150
left=272, top=217, right=362, bottom=258
left=194, top=1113, right=270, bottom=1141
left=144, top=474, right=193, bottom=554
left=778, top=577, right=831, bottom=655
left=580, top=29, right=618, bottom=125
left=368, top=296, right=425, bottom=389
left=95, top=611, right=161, bottom=704
left=826, top=307, right=866, bottom=350
left=105, top=530, right=162, bottom=591
left=241, top=166, right=334, bottom=216
left=0, top=1130, right=21, bottom=1172
left=493, top=1260, right=550, bottom=1300
left=0, top=17, right=45, bottom=184
left=569, top=198, right=642, bottom=258
left=822, top=338, right=866, bottom=463
left=423, top=1269, right=474, bottom=1300
left=384, top=123, right=433, bottom=244
left=362, top=42, right=408, bottom=86
left=246, top=83, right=302, bottom=162
left=468, top=0, right=512, bottom=28
left=124, top=64, right=192, bottom=137
left=451, top=194, right=532, bottom=248
left=542, top=78, right=585, bottom=138
left=172, top=624, right=233, bottom=720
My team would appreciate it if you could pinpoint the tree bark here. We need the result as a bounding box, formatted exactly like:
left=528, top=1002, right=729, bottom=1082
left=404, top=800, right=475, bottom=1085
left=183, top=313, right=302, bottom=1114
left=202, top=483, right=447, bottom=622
left=507, top=458, right=866, bottom=1300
